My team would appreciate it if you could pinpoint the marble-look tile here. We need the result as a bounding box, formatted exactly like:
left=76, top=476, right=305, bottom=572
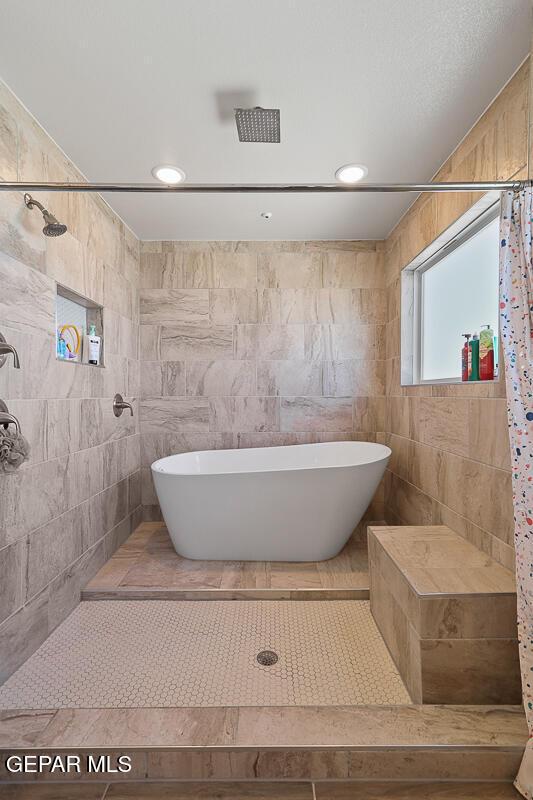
left=257, top=361, right=323, bottom=396
left=417, top=398, right=470, bottom=457
left=210, top=289, right=258, bottom=323
left=0, top=103, right=18, bottom=181
left=0, top=540, right=25, bottom=625
left=305, top=324, right=383, bottom=361
left=258, top=253, right=322, bottom=288
left=235, top=325, right=304, bottom=360
left=212, top=252, right=257, bottom=288
left=140, top=361, right=185, bottom=399
left=210, top=397, right=280, bottom=432
left=160, top=325, right=233, bottom=360
left=258, top=288, right=282, bottom=323
left=0, top=590, right=50, bottom=683
left=140, top=398, right=210, bottom=434
left=323, top=250, right=383, bottom=289
left=0, top=191, right=46, bottom=273
left=140, top=251, right=183, bottom=289
left=468, top=397, right=511, bottom=470
left=140, top=325, right=160, bottom=361
left=323, top=360, right=386, bottom=396
left=314, top=783, right=522, bottom=799
left=280, top=397, right=353, bottom=432
left=140, top=289, right=209, bottom=325
left=106, top=784, right=313, bottom=799
left=186, top=360, right=256, bottom=396
left=45, top=398, right=81, bottom=459
left=280, top=289, right=353, bottom=323
left=0, top=250, right=54, bottom=334
left=26, top=504, right=87, bottom=599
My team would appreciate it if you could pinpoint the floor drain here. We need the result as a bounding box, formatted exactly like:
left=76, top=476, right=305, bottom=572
left=256, top=650, right=278, bottom=666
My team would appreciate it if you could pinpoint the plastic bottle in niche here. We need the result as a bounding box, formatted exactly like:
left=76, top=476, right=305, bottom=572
left=468, top=333, right=480, bottom=381
left=479, top=324, right=495, bottom=381
left=461, top=334, right=471, bottom=382
left=85, top=323, right=101, bottom=366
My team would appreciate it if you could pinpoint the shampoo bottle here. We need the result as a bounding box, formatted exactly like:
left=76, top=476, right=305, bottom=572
left=468, top=333, right=480, bottom=381
left=461, top=334, right=471, bottom=382
left=85, top=324, right=101, bottom=366
left=479, top=324, right=495, bottom=381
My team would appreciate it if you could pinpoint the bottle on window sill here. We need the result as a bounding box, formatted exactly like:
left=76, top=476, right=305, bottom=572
left=461, top=333, right=471, bottom=382
left=479, top=324, right=495, bottom=381
left=468, top=333, right=480, bottom=381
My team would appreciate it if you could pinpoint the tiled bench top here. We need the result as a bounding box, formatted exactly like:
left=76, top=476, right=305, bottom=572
left=369, top=525, right=515, bottom=597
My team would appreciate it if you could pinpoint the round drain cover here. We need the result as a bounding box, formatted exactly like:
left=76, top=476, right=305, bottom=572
left=256, top=650, right=279, bottom=666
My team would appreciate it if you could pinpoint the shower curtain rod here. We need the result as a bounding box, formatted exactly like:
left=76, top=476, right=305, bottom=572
left=0, top=180, right=526, bottom=193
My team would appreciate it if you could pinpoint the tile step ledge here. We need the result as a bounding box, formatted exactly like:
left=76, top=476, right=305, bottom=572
left=1, top=705, right=525, bottom=750
left=0, top=781, right=524, bottom=798
left=81, top=588, right=370, bottom=601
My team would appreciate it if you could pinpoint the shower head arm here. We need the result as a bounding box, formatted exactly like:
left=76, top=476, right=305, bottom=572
left=24, top=193, right=46, bottom=213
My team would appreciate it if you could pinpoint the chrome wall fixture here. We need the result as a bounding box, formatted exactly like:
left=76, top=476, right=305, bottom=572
left=0, top=400, right=21, bottom=434
left=24, top=193, right=67, bottom=236
left=0, top=332, right=21, bottom=369
left=0, top=179, right=525, bottom=194
left=113, top=394, right=133, bottom=417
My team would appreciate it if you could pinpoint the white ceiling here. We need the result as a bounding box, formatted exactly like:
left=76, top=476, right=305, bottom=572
left=0, top=0, right=530, bottom=240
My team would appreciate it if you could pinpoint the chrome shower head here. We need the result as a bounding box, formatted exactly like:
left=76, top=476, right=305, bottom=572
left=235, top=107, right=280, bottom=142
left=24, top=193, right=67, bottom=237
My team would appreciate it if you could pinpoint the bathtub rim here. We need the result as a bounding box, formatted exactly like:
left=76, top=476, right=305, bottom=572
left=151, top=440, right=391, bottom=478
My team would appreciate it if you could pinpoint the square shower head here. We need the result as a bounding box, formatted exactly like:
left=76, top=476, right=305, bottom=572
left=234, top=107, right=280, bottom=143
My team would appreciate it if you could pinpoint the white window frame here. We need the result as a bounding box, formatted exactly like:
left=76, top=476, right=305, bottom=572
left=401, top=192, right=500, bottom=386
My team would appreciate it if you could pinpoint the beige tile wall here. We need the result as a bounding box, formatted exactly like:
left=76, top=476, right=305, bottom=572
left=0, top=80, right=141, bottom=680
left=382, top=59, right=530, bottom=570
left=139, top=241, right=386, bottom=519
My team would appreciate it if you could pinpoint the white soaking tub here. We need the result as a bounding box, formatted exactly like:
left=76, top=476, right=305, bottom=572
left=151, top=441, right=391, bottom=562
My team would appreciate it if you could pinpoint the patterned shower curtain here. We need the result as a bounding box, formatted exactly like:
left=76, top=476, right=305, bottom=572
left=500, top=187, right=533, bottom=799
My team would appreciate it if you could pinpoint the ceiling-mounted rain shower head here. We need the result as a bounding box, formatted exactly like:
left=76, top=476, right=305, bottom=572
left=235, top=107, right=280, bottom=143
left=24, top=193, right=67, bottom=237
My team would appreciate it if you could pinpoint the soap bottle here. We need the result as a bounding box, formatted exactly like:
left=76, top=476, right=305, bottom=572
left=86, top=323, right=101, bottom=366
left=57, top=330, right=68, bottom=360
left=461, top=334, right=471, bottom=382
left=479, top=324, right=495, bottom=381
left=468, top=333, right=480, bottom=381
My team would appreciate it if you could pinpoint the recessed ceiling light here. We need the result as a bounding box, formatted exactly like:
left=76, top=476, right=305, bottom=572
left=151, top=164, right=186, bottom=184
left=260, top=211, right=273, bottom=219
left=335, top=163, right=368, bottom=184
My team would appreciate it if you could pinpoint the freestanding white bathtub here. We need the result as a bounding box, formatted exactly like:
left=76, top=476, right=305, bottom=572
left=151, top=441, right=390, bottom=562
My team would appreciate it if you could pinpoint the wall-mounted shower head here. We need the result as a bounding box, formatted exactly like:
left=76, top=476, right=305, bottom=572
left=24, top=193, right=67, bottom=237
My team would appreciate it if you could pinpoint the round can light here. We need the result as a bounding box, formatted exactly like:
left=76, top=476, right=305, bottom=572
left=260, top=211, right=273, bottom=219
left=151, top=165, right=186, bottom=184
left=335, top=163, right=368, bottom=184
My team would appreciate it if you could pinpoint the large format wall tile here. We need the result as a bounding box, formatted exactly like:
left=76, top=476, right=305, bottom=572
left=380, top=62, right=528, bottom=566
left=0, top=81, right=141, bottom=680
left=139, top=241, right=386, bottom=516
left=161, top=325, right=233, bottom=360
left=140, top=289, right=209, bottom=325
left=186, top=360, right=255, bottom=396
left=209, top=397, right=280, bottom=432
left=280, top=397, right=353, bottom=432
left=140, top=399, right=210, bottom=434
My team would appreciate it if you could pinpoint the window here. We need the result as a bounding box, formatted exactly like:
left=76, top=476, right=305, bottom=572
left=401, top=196, right=500, bottom=385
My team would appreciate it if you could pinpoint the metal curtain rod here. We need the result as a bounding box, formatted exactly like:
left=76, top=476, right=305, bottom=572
left=0, top=180, right=526, bottom=193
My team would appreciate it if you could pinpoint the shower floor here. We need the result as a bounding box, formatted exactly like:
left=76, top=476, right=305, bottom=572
left=83, top=522, right=371, bottom=600
left=0, top=600, right=410, bottom=709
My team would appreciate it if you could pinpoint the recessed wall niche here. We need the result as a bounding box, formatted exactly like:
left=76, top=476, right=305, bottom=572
left=55, top=284, right=104, bottom=367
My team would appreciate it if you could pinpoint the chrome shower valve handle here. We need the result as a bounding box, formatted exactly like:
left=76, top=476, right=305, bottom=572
left=113, top=394, right=133, bottom=417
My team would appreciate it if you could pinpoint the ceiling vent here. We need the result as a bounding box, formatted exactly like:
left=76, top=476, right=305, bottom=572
left=234, top=107, right=280, bottom=143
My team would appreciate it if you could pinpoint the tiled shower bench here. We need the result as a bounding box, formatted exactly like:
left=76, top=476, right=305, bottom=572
left=368, top=525, right=521, bottom=704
